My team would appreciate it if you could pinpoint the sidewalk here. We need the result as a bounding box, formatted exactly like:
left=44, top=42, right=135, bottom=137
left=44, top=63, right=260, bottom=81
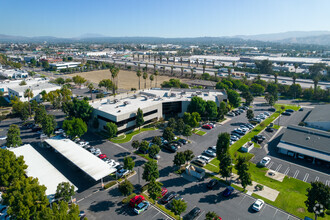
left=205, top=170, right=279, bottom=202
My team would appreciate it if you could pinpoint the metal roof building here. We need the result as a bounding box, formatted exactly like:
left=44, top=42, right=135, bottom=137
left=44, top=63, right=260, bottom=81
left=304, top=105, right=330, bottom=131
left=277, top=125, right=330, bottom=163
left=44, top=137, right=116, bottom=181
left=10, top=144, right=77, bottom=195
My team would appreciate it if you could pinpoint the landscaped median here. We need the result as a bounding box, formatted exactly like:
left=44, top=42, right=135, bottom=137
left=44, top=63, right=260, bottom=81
left=110, top=127, right=156, bottom=143
left=192, top=129, right=206, bottom=136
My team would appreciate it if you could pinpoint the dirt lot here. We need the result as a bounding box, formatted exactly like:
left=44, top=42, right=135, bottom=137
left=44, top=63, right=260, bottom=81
left=67, top=69, right=186, bottom=90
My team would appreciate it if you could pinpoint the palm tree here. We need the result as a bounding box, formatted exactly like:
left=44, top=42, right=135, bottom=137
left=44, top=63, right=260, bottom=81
left=142, top=54, right=145, bottom=61
left=24, top=88, right=33, bottom=118
left=149, top=74, right=154, bottom=88
left=145, top=62, right=148, bottom=72
left=171, top=65, right=174, bottom=76
left=202, top=64, right=206, bottom=74
left=190, top=68, right=194, bottom=79
left=110, top=67, right=120, bottom=95
left=173, top=57, right=176, bottom=65
left=292, top=74, right=297, bottom=85
left=274, top=72, right=278, bottom=84
left=160, top=55, right=163, bottom=63
left=180, top=57, right=183, bottom=66
left=212, top=60, right=215, bottom=68
left=204, top=58, right=207, bottom=66
left=143, top=72, right=148, bottom=89
left=232, top=61, right=236, bottom=67
left=137, top=63, right=141, bottom=71
left=313, top=76, right=319, bottom=94
left=181, top=67, right=184, bottom=76
left=154, top=54, right=157, bottom=63
left=294, top=63, right=299, bottom=73
left=136, top=70, right=142, bottom=90
left=148, top=54, right=151, bottom=62
left=87, top=82, right=94, bottom=100
left=153, top=63, right=156, bottom=72
left=243, top=63, right=247, bottom=69
left=137, top=54, right=140, bottom=61
left=227, top=68, right=232, bottom=78
left=196, top=58, right=199, bottom=67
left=166, top=56, right=169, bottom=64
left=188, top=59, right=191, bottom=67
left=154, top=70, right=159, bottom=87
left=124, top=62, right=127, bottom=69
left=132, top=53, right=135, bottom=60
left=222, top=63, right=225, bottom=68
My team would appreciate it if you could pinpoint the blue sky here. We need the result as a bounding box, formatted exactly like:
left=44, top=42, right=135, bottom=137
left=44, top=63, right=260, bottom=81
left=1, top=0, right=330, bottom=38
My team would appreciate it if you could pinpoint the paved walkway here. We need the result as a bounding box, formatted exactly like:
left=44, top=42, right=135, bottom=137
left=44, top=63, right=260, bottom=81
left=205, top=170, right=279, bottom=202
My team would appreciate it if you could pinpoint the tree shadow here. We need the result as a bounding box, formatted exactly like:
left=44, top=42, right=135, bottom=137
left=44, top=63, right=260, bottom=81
left=88, top=200, right=115, bottom=212
left=198, top=191, right=239, bottom=204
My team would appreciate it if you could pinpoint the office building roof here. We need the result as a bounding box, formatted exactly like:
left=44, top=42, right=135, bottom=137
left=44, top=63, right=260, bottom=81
left=280, top=125, right=330, bottom=155
left=45, top=137, right=116, bottom=181
left=9, top=82, right=60, bottom=93
left=304, top=105, right=330, bottom=123
left=10, top=144, right=77, bottom=195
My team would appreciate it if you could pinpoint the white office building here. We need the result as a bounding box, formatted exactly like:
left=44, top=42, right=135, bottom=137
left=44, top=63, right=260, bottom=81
left=8, top=82, right=61, bottom=102
left=0, top=65, right=28, bottom=79
left=49, top=62, right=81, bottom=70
left=0, top=77, right=48, bottom=93
left=90, top=88, right=227, bottom=134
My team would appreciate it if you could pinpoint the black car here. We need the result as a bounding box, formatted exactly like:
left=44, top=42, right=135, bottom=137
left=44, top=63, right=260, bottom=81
left=285, top=109, right=294, bottom=113
left=269, top=107, right=276, bottom=112
left=163, top=144, right=177, bottom=153
left=178, top=139, right=187, bottom=145
left=266, top=127, right=274, bottom=132
left=172, top=141, right=183, bottom=147
left=206, top=179, right=219, bottom=189
left=161, top=191, right=177, bottom=204
left=183, top=207, right=201, bottom=220
left=32, top=126, right=42, bottom=132
left=254, top=135, right=265, bottom=143
left=282, top=112, right=291, bottom=116
left=299, top=108, right=304, bottom=111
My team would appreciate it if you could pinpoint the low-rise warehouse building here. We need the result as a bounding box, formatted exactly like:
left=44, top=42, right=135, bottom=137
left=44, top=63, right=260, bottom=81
left=277, top=125, right=330, bottom=164
left=49, top=62, right=81, bottom=70
left=304, top=105, right=330, bottom=131
left=90, top=88, right=227, bottom=134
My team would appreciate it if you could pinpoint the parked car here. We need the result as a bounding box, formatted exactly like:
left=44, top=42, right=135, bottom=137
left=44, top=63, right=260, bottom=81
left=227, top=112, right=235, bottom=117
left=98, top=154, right=107, bottom=159
left=259, top=157, right=271, bottom=167
left=206, top=179, right=219, bottom=189
left=231, top=135, right=239, bottom=141
left=0, top=136, right=7, bottom=141
left=161, top=191, right=177, bottom=204
left=183, top=207, right=201, bottom=220
left=285, top=109, right=294, bottom=113
left=134, top=201, right=150, bottom=214
left=252, top=199, right=265, bottom=212
left=202, top=124, right=212, bottom=130
left=266, top=127, right=274, bottom=132
left=268, top=107, right=276, bottom=112
left=264, top=112, right=270, bottom=116
left=197, top=155, right=212, bottom=163
left=178, top=139, right=187, bottom=145
left=32, top=126, right=42, bottom=132
left=116, top=168, right=129, bottom=178
left=193, top=159, right=206, bottom=167
left=160, top=187, right=168, bottom=198
left=299, top=108, right=304, bottom=111
left=282, top=112, right=291, bottom=116
left=163, top=143, right=178, bottom=153
left=222, top=186, right=234, bottom=197
left=78, top=211, right=86, bottom=218
left=203, top=149, right=216, bottom=157
left=129, top=194, right=145, bottom=208
left=172, top=141, right=183, bottom=147
left=254, top=135, right=266, bottom=143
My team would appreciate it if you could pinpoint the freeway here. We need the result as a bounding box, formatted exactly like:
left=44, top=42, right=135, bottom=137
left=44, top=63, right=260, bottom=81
left=76, top=57, right=330, bottom=89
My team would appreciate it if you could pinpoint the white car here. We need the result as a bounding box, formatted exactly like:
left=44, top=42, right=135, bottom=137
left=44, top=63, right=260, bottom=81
left=259, top=157, right=271, bottom=167
left=40, top=133, right=48, bottom=139
left=252, top=199, right=264, bottom=211
left=116, top=168, right=129, bottom=178
left=197, top=155, right=212, bottom=163
left=204, top=149, right=216, bottom=157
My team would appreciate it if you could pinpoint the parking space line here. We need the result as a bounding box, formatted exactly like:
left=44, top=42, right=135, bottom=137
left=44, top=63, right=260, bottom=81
left=314, top=176, right=319, bottom=182
left=275, top=164, right=282, bottom=172
left=284, top=167, right=290, bottom=175
left=303, top=173, right=309, bottom=182
left=195, top=211, right=205, bottom=220
left=239, top=195, right=247, bottom=204
left=272, top=209, right=278, bottom=219
left=293, top=170, right=299, bottom=179
left=258, top=205, right=266, bottom=216
left=267, top=162, right=274, bottom=169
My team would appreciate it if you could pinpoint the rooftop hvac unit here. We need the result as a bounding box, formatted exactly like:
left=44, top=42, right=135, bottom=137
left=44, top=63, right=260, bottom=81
left=124, top=101, right=130, bottom=105
left=133, top=94, right=137, bottom=99
left=196, top=91, right=202, bottom=95
left=114, top=99, right=119, bottom=103
left=107, top=99, right=111, bottom=104
left=170, top=93, right=176, bottom=97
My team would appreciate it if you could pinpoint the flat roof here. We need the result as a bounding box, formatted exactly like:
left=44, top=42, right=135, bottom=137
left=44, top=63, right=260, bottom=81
left=10, top=144, right=77, bottom=195
left=44, top=137, right=116, bottom=181
left=9, top=82, right=61, bottom=93
left=91, top=88, right=225, bottom=116
left=280, top=125, right=330, bottom=155
left=304, top=105, right=330, bottom=123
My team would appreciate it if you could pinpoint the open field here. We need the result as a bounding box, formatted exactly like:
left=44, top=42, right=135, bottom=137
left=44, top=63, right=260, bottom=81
left=67, top=69, right=187, bottom=90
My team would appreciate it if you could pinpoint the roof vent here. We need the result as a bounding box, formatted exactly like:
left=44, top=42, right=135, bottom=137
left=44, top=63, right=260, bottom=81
left=107, top=99, right=111, bottom=104
left=306, top=136, right=310, bottom=140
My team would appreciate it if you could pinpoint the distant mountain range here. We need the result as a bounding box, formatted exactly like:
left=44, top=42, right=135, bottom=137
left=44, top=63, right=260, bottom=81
left=0, top=31, right=329, bottom=46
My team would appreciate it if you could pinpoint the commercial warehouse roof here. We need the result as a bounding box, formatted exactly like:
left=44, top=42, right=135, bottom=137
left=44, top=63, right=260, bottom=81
left=280, top=125, right=330, bottom=156
left=44, top=137, right=116, bottom=181
left=304, top=105, right=330, bottom=123
left=10, top=144, right=77, bottom=195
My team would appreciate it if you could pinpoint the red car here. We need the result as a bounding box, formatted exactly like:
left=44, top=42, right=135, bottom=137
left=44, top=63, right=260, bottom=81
left=98, top=154, right=107, bottom=159
left=160, top=187, right=168, bottom=197
left=202, top=124, right=212, bottom=130
left=129, top=195, right=145, bottom=207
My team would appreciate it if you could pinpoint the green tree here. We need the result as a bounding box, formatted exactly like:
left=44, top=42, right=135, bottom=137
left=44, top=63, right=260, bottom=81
left=6, top=124, right=22, bottom=147
left=187, top=96, right=206, bottom=115
left=142, top=160, right=159, bottom=182
left=143, top=72, right=148, bottom=89
left=242, top=91, right=253, bottom=106
left=183, top=150, right=194, bottom=164
left=205, top=211, right=219, bottom=220
left=132, top=140, right=140, bottom=149
left=173, top=152, right=186, bottom=167
left=139, top=140, right=149, bottom=153
left=63, top=98, right=93, bottom=123
left=246, top=109, right=254, bottom=120
left=266, top=83, right=278, bottom=96
left=288, top=84, right=302, bottom=99
left=227, top=89, right=241, bottom=108
left=98, top=79, right=113, bottom=92
left=149, top=74, right=154, bottom=87
left=105, top=122, right=117, bottom=138
left=0, top=148, right=27, bottom=187
left=190, top=112, right=201, bottom=127
left=55, top=182, right=75, bottom=202
left=19, top=80, right=27, bottom=86
left=216, top=133, right=230, bottom=160
left=219, top=152, right=232, bottom=181
left=167, top=117, right=177, bottom=130
left=118, top=179, right=134, bottom=196
left=305, top=181, right=330, bottom=217
left=147, top=180, right=162, bottom=200
left=218, top=101, right=227, bottom=120
left=87, top=82, right=94, bottom=100
left=136, top=108, right=144, bottom=131
left=265, top=93, right=276, bottom=106
left=163, top=127, right=175, bottom=142
left=36, top=200, right=80, bottom=220
left=54, top=77, right=65, bottom=85
left=255, top=59, right=273, bottom=75
left=72, top=75, right=87, bottom=89
left=152, top=136, right=162, bottom=146
left=182, top=124, right=192, bottom=140
left=123, top=156, right=135, bottom=171
left=148, top=144, right=160, bottom=159
left=41, top=115, right=56, bottom=137
left=110, top=67, right=120, bottom=95
left=62, top=117, right=87, bottom=139
left=175, top=118, right=185, bottom=134
left=205, top=100, right=218, bottom=119
left=250, top=83, right=265, bottom=96
left=170, top=199, right=187, bottom=217
left=136, top=70, right=142, bottom=90
left=235, top=156, right=252, bottom=190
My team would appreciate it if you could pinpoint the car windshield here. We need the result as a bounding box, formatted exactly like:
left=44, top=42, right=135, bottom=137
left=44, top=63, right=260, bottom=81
left=254, top=203, right=260, bottom=207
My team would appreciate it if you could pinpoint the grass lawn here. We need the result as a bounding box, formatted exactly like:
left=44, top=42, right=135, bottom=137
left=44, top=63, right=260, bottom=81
left=134, top=151, right=156, bottom=162
left=192, top=129, right=207, bottom=136
left=273, top=124, right=280, bottom=129
left=110, top=127, right=156, bottom=143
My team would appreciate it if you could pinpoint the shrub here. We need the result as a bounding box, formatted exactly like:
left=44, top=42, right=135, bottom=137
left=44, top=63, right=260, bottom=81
left=104, top=181, right=117, bottom=189
left=255, top=184, right=264, bottom=191
left=260, top=122, right=265, bottom=127
left=122, top=193, right=136, bottom=204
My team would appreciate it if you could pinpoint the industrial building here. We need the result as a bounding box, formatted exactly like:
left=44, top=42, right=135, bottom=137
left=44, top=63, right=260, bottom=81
left=304, top=105, right=330, bottom=131
left=277, top=125, right=330, bottom=164
left=0, top=77, right=49, bottom=93
left=8, top=82, right=61, bottom=102
left=0, top=65, right=28, bottom=79
left=49, top=62, right=81, bottom=70
left=90, top=88, right=227, bottom=134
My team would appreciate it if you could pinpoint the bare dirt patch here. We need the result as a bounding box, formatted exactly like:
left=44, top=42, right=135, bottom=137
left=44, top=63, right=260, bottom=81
left=67, top=69, right=187, bottom=90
